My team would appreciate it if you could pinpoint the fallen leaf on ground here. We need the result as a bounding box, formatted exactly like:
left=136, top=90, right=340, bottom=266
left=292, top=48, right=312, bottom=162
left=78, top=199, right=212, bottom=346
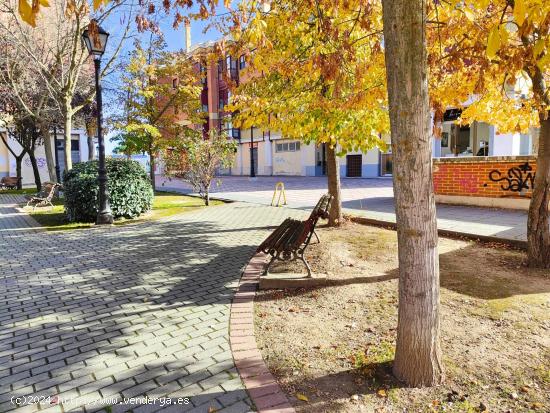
left=296, top=393, right=309, bottom=402
left=377, top=389, right=387, bottom=398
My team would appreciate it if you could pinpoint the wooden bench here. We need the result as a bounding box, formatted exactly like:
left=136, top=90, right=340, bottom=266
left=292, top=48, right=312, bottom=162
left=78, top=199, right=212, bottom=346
left=25, top=182, right=61, bottom=210
left=257, top=194, right=333, bottom=278
left=0, top=176, right=21, bottom=190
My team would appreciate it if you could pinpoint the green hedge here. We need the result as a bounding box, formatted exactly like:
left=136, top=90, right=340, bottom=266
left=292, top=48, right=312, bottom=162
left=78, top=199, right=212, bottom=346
left=63, top=158, right=153, bottom=222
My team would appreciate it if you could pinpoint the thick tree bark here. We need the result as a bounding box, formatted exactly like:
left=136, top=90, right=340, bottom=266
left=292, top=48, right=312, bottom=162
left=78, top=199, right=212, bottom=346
left=382, top=0, right=444, bottom=387
left=326, top=145, right=342, bottom=226
left=63, top=102, right=73, bottom=172
left=85, top=119, right=96, bottom=161
left=527, top=113, right=550, bottom=268
left=39, top=123, right=57, bottom=182
left=28, top=151, right=42, bottom=191
left=15, top=154, right=24, bottom=190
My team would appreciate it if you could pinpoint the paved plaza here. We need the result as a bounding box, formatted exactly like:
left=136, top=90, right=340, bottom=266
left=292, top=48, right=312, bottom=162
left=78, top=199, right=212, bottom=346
left=157, top=175, right=529, bottom=242
left=0, top=195, right=307, bottom=413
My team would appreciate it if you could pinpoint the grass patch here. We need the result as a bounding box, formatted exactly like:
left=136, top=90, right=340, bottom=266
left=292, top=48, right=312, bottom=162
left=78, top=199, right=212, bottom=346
left=28, top=191, right=221, bottom=231
left=1, top=188, right=37, bottom=195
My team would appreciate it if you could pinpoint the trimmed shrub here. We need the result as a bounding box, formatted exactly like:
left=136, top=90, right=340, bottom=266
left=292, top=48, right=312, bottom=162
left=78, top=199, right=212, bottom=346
left=63, top=158, right=153, bottom=222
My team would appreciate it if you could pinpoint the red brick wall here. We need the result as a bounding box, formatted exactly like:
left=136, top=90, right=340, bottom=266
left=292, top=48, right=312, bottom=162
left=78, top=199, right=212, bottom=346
left=433, top=156, right=537, bottom=198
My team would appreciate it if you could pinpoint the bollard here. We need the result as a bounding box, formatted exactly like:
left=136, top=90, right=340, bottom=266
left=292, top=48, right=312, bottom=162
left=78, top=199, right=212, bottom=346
left=271, top=182, right=287, bottom=207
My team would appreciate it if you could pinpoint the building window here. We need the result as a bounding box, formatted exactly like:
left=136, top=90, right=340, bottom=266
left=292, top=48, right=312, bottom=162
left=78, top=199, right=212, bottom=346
left=239, top=55, right=246, bottom=69
left=275, top=141, right=300, bottom=152
left=202, top=104, right=208, bottom=112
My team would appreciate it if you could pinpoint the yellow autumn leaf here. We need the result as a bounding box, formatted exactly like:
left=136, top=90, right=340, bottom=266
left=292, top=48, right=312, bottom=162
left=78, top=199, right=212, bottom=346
left=533, top=39, right=545, bottom=58
left=513, top=0, right=527, bottom=27
left=296, top=393, right=309, bottom=402
left=93, top=0, right=104, bottom=11
left=462, top=7, right=475, bottom=22
left=486, top=26, right=501, bottom=60
left=377, top=389, right=388, bottom=398
left=537, top=53, right=550, bottom=72
left=38, top=0, right=49, bottom=6
left=18, top=0, right=36, bottom=27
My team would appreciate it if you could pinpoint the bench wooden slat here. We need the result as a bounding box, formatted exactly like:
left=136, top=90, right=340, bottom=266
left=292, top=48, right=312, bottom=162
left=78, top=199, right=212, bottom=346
left=257, top=193, right=333, bottom=278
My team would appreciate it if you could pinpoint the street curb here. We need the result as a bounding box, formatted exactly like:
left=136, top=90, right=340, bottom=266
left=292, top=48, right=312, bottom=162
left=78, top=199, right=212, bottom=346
left=230, top=252, right=296, bottom=413
left=347, top=215, right=528, bottom=250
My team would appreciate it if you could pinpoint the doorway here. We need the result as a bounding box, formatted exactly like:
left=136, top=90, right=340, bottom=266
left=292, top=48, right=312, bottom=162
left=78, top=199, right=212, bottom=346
left=346, top=155, right=362, bottom=177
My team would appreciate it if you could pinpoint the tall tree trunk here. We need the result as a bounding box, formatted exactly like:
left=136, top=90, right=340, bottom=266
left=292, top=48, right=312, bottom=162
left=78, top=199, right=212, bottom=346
left=15, top=153, right=25, bottom=190
left=85, top=119, right=96, bottom=161
left=1, top=133, right=26, bottom=189
left=28, top=151, right=42, bottom=191
left=149, top=149, right=156, bottom=191
left=326, top=145, right=342, bottom=226
left=39, top=122, right=57, bottom=182
left=63, top=102, right=73, bottom=172
left=382, top=0, right=444, bottom=387
left=527, top=113, right=550, bottom=268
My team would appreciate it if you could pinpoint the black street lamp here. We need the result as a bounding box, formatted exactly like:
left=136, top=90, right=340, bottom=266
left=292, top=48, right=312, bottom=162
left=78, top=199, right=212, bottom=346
left=82, top=20, right=113, bottom=225
left=250, top=126, right=256, bottom=178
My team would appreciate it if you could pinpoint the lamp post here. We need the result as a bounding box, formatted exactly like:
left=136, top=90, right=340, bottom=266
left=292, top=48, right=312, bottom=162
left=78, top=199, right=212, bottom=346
left=82, top=20, right=113, bottom=225
left=250, top=126, right=256, bottom=178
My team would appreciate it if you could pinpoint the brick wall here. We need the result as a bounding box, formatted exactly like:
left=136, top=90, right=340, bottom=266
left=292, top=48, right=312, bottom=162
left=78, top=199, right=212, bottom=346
left=433, top=156, right=537, bottom=199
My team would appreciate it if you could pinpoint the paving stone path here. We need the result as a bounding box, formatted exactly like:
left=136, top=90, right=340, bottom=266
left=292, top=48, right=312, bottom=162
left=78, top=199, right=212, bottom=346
left=157, top=175, right=530, bottom=242
left=0, top=198, right=307, bottom=413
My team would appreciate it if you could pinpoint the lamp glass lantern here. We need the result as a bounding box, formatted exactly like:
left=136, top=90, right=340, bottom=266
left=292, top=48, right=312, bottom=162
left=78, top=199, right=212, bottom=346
left=82, top=21, right=109, bottom=57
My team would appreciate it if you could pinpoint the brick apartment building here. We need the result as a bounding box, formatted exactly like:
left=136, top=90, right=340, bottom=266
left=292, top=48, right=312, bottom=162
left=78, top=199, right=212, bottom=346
left=165, top=25, right=541, bottom=209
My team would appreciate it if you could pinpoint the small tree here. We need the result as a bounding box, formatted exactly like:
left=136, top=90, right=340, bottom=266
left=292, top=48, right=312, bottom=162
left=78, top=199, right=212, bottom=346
left=165, top=130, right=236, bottom=206
left=113, top=35, right=202, bottom=190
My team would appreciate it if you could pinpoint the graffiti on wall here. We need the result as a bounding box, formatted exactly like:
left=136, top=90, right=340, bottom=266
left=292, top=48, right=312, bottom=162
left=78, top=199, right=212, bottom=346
left=485, top=162, right=535, bottom=192
left=24, top=157, right=47, bottom=168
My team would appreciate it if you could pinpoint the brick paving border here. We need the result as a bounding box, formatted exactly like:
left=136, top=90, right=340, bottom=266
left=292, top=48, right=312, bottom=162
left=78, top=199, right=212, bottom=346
left=229, top=253, right=295, bottom=413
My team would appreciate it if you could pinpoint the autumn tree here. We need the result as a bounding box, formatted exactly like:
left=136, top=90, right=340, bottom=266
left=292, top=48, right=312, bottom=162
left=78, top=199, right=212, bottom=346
left=428, top=1, right=550, bottom=268
left=227, top=0, right=388, bottom=226
left=112, top=35, right=202, bottom=190
left=0, top=10, right=59, bottom=182
left=165, top=129, right=237, bottom=205
left=1, top=0, right=133, bottom=172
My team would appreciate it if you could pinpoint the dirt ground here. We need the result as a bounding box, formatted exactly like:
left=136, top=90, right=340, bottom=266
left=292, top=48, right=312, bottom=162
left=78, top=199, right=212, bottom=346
left=254, top=222, right=550, bottom=413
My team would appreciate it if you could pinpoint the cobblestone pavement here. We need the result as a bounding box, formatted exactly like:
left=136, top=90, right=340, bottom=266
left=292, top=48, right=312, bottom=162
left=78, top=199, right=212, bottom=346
left=0, top=199, right=307, bottom=413
left=157, top=175, right=529, bottom=242
left=0, top=194, right=40, bottom=233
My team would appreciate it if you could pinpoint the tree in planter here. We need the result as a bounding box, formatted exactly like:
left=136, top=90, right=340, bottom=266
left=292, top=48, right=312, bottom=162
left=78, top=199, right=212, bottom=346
left=164, top=130, right=236, bottom=206
left=382, top=0, right=444, bottom=386
left=227, top=0, right=388, bottom=226
left=427, top=0, right=550, bottom=268
left=113, top=35, right=202, bottom=190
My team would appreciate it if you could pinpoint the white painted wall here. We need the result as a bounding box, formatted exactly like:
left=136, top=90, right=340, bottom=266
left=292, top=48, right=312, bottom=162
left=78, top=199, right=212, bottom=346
left=1, top=129, right=87, bottom=186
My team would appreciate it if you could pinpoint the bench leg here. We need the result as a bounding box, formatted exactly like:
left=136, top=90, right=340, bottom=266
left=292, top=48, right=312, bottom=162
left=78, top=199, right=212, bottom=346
left=298, top=249, right=312, bottom=278
left=313, top=230, right=320, bottom=244
left=263, top=254, right=278, bottom=276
